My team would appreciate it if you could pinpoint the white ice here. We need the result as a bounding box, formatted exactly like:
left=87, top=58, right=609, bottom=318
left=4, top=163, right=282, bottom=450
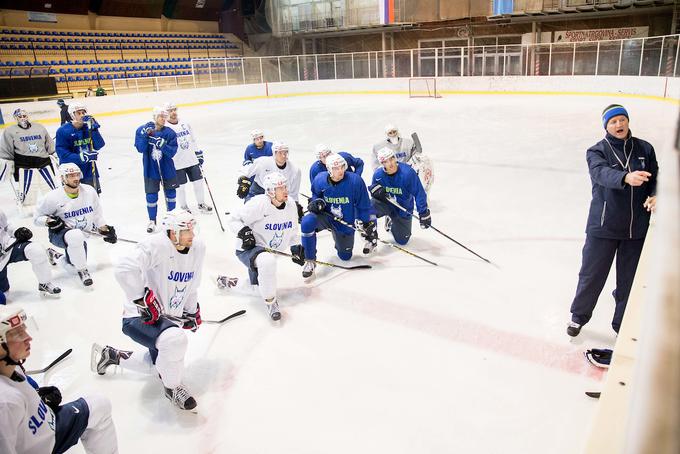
left=3, top=91, right=677, bottom=453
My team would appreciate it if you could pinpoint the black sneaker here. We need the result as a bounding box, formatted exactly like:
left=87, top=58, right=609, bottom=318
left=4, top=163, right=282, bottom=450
left=567, top=321, right=582, bottom=337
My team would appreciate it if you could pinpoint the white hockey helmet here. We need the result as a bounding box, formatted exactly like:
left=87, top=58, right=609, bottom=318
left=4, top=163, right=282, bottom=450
left=59, top=162, right=82, bottom=179
left=377, top=148, right=396, bottom=165
left=272, top=141, right=289, bottom=154
left=0, top=307, right=28, bottom=344
left=263, top=171, right=288, bottom=197
left=384, top=124, right=399, bottom=137
left=161, top=209, right=197, bottom=241
left=325, top=153, right=347, bottom=171
left=251, top=129, right=264, bottom=140
left=163, top=102, right=177, bottom=111
left=315, top=143, right=332, bottom=161
left=13, top=108, right=29, bottom=127
left=68, top=102, right=87, bottom=117
left=152, top=106, right=168, bottom=120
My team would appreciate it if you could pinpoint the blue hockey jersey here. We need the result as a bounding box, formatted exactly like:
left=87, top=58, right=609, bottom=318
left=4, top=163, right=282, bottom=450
left=311, top=171, right=371, bottom=235
left=55, top=122, right=105, bottom=181
left=134, top=122, right=178, bottom=180
left=243, top=141, right=273, bottom=164
left=371, top=162, right=428, bottom=218
left=309, top=151, right=364, bottom=184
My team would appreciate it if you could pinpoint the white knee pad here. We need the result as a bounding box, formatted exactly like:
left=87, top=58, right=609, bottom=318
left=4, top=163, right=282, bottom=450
left=80, top=393, right=119, bottom=454
left=82, top=393, right=113, bottom=428
left=23, top=242, right=51, bottom=284
left=154, top=327, right=188, bottom=389
left=64, top=229, right=87, bottom=269
left=255, top=253, right=277, bottom=301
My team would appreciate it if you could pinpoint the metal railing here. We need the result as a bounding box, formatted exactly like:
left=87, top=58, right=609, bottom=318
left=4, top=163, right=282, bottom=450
left=109, top=34, right=680, bottom=93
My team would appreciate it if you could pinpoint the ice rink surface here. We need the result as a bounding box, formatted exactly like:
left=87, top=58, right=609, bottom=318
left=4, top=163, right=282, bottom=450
left=3, top=91, right=677, bottom=453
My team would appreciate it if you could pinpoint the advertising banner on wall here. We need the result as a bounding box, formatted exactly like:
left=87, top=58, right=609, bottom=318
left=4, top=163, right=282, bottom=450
left=27, top=11, right=57, bottom=23
left=554, top=27, right=649, bottom=43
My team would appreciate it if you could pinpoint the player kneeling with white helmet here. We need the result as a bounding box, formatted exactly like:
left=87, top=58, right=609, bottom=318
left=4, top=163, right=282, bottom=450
left=0, top=307, right=119, bottom=453
left=221, top=172, right=304, bottom=321
left=369, top=148, right=431, bottom=245
left=0, top=208, right=61, bottom=303
left=91, top=209, right=204, bottom=412
left=33, top=163, right=117, bottom=287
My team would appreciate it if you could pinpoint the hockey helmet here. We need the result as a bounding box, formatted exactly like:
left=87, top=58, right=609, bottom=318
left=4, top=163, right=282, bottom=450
left=59, top=163, right=83, bottom=179
left=0, top=307, right=28, bottom=344
left=377, top=148, right=396, bottom=165
left=161, top=209, right=197, bottom=242
left=272, top=141, right=289, bottom=154
left=315, top=144, right=332, bottom=161
left=263, top=171, right=288, bottom=198
left=251, top=129, right=264, bottom=140
left=325, top=153, right=347, bottom=171
left=68, top=102, right=87, bottom=117
left=152, top=106, right=168, bottom=120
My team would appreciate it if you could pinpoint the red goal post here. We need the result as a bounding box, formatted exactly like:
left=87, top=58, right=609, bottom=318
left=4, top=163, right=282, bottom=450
left=408, top=78, right=440, bottom=98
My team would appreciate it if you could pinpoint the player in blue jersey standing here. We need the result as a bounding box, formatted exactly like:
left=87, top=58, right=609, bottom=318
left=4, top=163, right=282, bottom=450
left=369, top=148, right=431, bottom=244
left=55, top=102, right=105, bottom=193
left=308, top=143, right=364, bottom=184
left=301, top=153, right=377, bottom=278
left=134, top=107, right=179, bottom=233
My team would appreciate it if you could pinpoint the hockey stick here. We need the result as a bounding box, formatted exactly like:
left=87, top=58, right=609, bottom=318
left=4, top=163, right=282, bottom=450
left=88, top=229, right=138, bottom=244
left=7, top=174, right=25, bottom=215
left=263, top=247, right=372, bottom=271
left=2, top=240, right=18, bottom=254
left=198, top=165, right=225, bottom=232
left=301, top=193, right=437, bottom=266
left=86, top=120, right=99, bottom=194
left=163, top=309, right=247, bottom=325
left=25, top=348, right=72, bottom=375
left=385, top=198, right=497, bottom=267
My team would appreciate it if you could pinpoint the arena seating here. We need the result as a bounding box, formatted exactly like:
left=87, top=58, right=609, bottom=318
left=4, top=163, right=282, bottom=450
left=0, top=27, right=243, bottom=95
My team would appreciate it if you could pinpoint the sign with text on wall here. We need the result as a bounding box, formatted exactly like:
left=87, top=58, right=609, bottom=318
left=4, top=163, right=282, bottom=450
left=554, top=27, right=649, bottom=43
left=27, top=11, right=57, bottom=23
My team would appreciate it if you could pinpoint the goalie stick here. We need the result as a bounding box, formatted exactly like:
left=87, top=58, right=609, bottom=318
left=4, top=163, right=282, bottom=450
left=263, top=247, right=372, bottom=271
left=25, top=348, right=73, bottom=375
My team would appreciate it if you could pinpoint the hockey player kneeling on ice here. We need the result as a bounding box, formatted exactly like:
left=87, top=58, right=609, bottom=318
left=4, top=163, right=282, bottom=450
left=0, top=209, right=61, bottom=303
left=301, top=154, right=376, bottom=279
left=55, top=102, right=105, bottom=194
left=33, top=163, right=117, bottom=287
left=91, top=209, right=204, bottom=412
left=0, top=109, right=59, bottom=210
left=135, top=107, right=179, bottom=234
left=369, top=148, right=431, bottom=244
left=222, top=172, right=303, bottom=321
left=243, top=129, right=273, bottom=165
left=308, top=143, right=364, bottom=185
left=236, top=142, right=303, bottom=218
left=163, top=102, right=212, bottom=214
left=0, top=306, right=119, bottom=453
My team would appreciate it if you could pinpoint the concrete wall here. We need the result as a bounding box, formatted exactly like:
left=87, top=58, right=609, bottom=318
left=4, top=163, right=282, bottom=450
left=1, top=76, right=678, bottom=125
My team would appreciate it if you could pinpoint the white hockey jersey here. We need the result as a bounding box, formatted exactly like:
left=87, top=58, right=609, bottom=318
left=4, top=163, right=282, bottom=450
left=33, top=184, right=106, bottom=232
left=166, top=119, right=200, bottom=170
left=241, top=157, right=301, bottom=202
left=115, top=233, right=205, bottom=319
left=228, top=194, right=300, bottom=252
left=371, top=136, right=418, bottom=169
left=0, top=210, right=17, bottom=270
left=0, top=370, right=56, bottom=454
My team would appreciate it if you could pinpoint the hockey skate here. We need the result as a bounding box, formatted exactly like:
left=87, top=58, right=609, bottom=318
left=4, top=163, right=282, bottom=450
left=567, top=321, right=582, bottom=337
left=197, top=203, right=213, bottom=213
left=216, top=275, right=238, bottom=290
left=146, top=220, right=157, bottom=233
left=265, top=298, right=281, bottom=321
left=362, top=238, right=377, bottom=254
left=46, top=248, right=63, bottom=266
left=78, top=269, right=93, bottom=287
left=164, top=384, right=197, bottom=411
left=90, top=343, right=132, bottom=375
left=38, top=282, right=61, bottom=296
left=384, top=216, right=392, bottom=232
left=302, top=260, right=316, bottom=279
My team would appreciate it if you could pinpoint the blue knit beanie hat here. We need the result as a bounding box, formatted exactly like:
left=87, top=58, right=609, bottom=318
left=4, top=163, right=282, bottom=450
left=602, top=104, right=628, bottom=129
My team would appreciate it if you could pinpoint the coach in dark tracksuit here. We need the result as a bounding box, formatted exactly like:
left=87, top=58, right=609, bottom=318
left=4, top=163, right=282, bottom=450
left=567, top=104, right=658, bottom=337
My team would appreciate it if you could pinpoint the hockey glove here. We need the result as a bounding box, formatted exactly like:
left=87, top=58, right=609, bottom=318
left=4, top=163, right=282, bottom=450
left=369, top=184, right=388, bottom=202
left=419, top=209, right=432, bottom=229
left=80, top=149, right=98, bottom=163
left=182, top=303, right=202, bottom=332
left=46, top=217, right=66, bottom=233
left=37, top=386, right=62, bottom=412
left=307, top=198, right=326, bottom=214
left=149, top=136, right=166, bottom=150
left=237, top=226, right=256, bottom=250
left=82, top=115, right=100, bottom=130
left=99, top=225, right=117, bottom=244
left=290, top=244, right=305, bottom=266
left=296, top=202, right=304, bottom=222
left=195, top=150, right=205, bottom=166
left=136, top=287, right=163, bottom=325
left=236, top=176, right=252, bottom=199
left=13, top=227, right=33, bottom=243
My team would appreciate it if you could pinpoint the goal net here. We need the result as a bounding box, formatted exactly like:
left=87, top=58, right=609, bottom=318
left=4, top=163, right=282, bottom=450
left=409, top=78, right=439, bottom=98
